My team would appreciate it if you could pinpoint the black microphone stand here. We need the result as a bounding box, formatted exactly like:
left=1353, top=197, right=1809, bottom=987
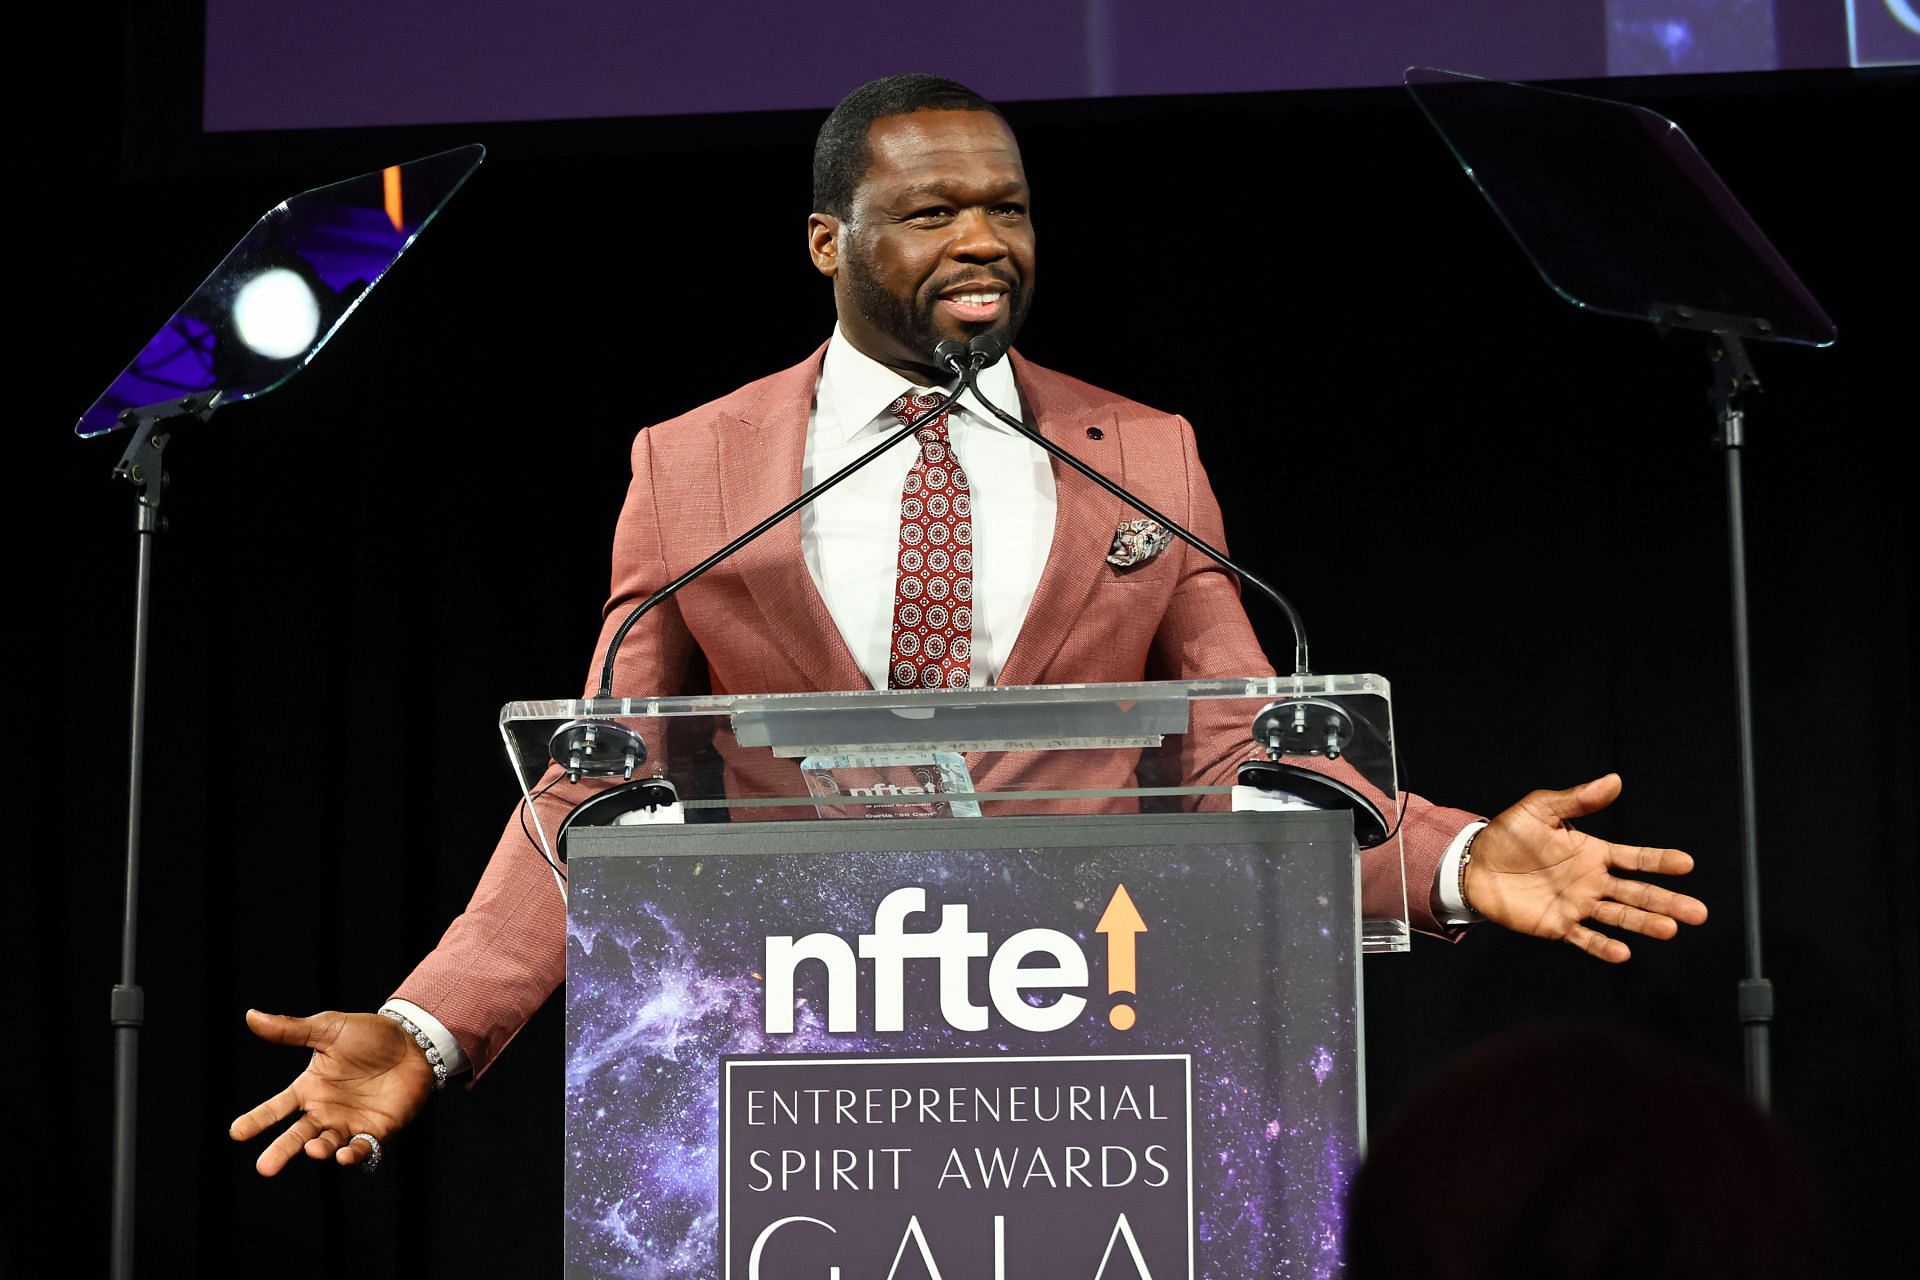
left=946, top=339, right=1392, bottom=846
left=553, top=356, right=977, bottom=779
left=946, top=337, right=1311, bottom=675
left=108, top=391, right=216, bottom=1280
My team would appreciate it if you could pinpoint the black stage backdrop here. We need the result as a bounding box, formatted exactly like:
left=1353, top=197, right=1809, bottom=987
left=8, top=7, right=1913, bottom=1278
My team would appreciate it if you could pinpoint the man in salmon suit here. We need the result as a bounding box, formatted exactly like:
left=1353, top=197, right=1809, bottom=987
left=231, top=75, right=1706, bottom=1176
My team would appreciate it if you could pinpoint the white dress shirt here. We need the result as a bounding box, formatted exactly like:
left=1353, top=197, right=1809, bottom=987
left=801, top=328, right=1054, bottom=688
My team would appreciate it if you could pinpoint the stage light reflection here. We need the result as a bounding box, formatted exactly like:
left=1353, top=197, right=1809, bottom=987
left=231, top=267, right=321, bottom=358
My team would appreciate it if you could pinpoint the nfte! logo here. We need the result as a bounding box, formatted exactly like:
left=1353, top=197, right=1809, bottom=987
left=763, top=885, right=1148, bottom=1035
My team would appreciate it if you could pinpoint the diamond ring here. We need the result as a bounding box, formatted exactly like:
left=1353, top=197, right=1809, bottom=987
left=349, top=1132, right=383, bottom=1173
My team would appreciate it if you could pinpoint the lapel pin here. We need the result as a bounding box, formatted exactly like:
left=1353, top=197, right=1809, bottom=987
left=1085, top=426, right=1104, bottom=439
left=1107, top=518, right=1172, bottom=568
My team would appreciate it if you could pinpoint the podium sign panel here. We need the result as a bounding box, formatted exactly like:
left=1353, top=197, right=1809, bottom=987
left=564, top=811, right=1362, bottom=1279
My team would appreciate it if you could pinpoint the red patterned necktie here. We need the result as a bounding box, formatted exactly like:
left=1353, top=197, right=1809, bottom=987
left=886, top=390, right=974, bottom=690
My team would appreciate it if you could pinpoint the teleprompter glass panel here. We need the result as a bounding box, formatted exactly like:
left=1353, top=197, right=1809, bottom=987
left=1405, top=67, right=1835, bottom=345
left=75, top=144, right=484, bottom=437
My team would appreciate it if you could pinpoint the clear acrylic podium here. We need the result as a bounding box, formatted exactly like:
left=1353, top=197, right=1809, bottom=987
left=501, top=675, right=1409, bottom=953
left=500, top=676, right=1406, bottom=1279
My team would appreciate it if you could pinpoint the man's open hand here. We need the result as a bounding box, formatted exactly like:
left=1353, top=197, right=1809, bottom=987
left=228, top=1010, right=434, bottom=1176
left=1466, top=774, right=1708, bottom=963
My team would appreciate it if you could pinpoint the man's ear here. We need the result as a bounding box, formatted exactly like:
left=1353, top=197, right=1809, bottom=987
left=807, top=213, right=840, bottom=278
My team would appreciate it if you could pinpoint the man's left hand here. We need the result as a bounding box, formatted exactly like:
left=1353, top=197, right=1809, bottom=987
left=1465, top=774, right=1707, bottom=962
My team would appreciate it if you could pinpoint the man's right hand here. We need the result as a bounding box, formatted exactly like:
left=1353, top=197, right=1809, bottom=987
left=228, top=1009, right=436, bottom=1176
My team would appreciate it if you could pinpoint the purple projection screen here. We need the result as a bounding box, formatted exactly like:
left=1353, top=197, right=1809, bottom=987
left=204, top=2, right=1916, bottom=133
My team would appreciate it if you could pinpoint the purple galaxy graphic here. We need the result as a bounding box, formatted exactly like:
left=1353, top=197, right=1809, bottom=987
left=565, top=833, right=1360, bottom=1278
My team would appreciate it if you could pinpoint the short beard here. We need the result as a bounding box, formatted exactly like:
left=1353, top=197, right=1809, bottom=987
left=841, top=240, right=1029, bottom=377
left=843, top=245, right=933, bottom=366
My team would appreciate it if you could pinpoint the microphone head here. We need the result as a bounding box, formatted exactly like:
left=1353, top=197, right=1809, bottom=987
left=932, top=339, right=970, bottom=374
left=967, top=331, right=1009, bottom=369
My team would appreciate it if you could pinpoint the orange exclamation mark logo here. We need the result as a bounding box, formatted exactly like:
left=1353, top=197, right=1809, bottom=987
left=1096, top=884, right=1147, bottom=1030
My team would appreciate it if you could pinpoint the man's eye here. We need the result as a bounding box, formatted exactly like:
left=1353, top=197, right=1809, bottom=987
left=993, top=204, right=1027, bottom=217
left=910, top=207, right=953, bottom=221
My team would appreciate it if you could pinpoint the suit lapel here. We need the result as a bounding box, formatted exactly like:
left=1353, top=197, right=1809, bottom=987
left=718, top=345, right=872, bottom=692
left=996, top=353, right=1125, bottom=687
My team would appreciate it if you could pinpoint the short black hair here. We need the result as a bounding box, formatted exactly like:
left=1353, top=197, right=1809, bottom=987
left=811, top=74, right=1006, bottom=219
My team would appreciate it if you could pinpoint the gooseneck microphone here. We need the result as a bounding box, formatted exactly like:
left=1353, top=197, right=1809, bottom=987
left=946, top=333, right=1312, bottom=677
left=944, top=335, right=1391, bottom=844
left=551, top=344, right=976, bottom=779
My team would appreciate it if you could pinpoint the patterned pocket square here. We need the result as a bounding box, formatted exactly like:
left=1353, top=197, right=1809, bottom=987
left=1107, top=518, right=1173, bottom=567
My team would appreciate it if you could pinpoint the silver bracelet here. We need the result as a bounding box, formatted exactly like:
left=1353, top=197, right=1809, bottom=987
left=380, top=1008, right=450, bottom=1091
left=1457, top=827, right=1481, bottom=918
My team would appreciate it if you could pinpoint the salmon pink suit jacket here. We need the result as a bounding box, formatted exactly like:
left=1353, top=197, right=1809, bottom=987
left=394, top=346, right=1479, bottom=1076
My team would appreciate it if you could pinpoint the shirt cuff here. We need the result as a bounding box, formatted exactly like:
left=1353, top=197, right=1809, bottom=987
left=1434, top=820, right=1489, bottom=925
left=380, top=998, right=472, bottom=1077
